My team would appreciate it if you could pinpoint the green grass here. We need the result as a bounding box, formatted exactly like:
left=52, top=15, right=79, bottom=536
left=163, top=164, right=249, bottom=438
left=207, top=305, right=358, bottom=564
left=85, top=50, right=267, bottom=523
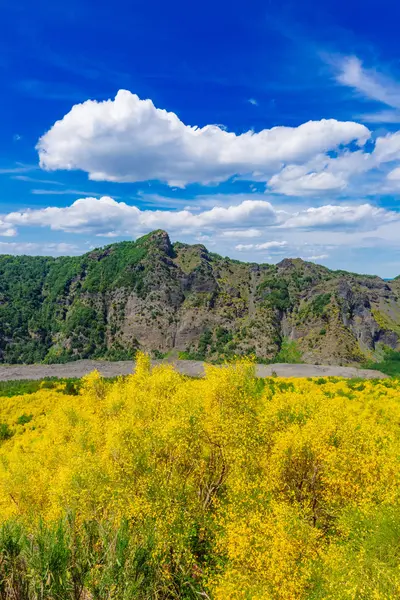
left=0, top=375, right=128, bottom=398
left=0, top=378, right=81, bottom=398
left=0, top=517, right=175, bottom=600
left=363, top=349, right=400, bottom=377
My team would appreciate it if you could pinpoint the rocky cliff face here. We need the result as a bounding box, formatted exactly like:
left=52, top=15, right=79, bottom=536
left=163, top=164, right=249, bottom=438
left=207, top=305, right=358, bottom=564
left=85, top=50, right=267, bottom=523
left=0, top=229, right=399, bottom=365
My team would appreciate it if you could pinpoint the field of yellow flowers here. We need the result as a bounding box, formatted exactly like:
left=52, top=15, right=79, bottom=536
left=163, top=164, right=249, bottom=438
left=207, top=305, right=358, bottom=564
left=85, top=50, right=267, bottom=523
left=0, top=354, right=400, bottom=599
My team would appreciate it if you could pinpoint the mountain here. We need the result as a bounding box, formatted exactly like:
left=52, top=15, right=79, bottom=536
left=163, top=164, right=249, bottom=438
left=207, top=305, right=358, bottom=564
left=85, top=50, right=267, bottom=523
left=0, top=229, right=399, bottom=365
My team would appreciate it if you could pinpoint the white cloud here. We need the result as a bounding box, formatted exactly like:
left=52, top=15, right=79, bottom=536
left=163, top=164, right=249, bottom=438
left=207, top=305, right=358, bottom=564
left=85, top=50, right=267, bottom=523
left=37, top=90, right=370, bottom=186
left=13, top=175, right=65, bottom=185
left=221, top=228, right=263, bottom=239
left=248, top=98, right=258, bottom=106
left=373, top=131, right=400, bottom=163
left=302, top=254, right=329, bottom=261
left=305, top=128, right=400, bottom=193
left=35, top=88, right=400, bottom=198
left=0, top=242, right=78, bottom=256
left=0, top=229, right=17, bottom=237
left=4, top=196, right=396, bottom=246
left=358, top=110, right=400, bottom=124
left=236, top=240, right=288, bottom=251
left=268, top=165, right=347, bottom=195
left=334, top=55, right=400, bottom=123
left=195, top=234, right=216, bottom=245
left=4, top=196, right=279, bottom=236
left=1, top=195, right=399, bottom=272
left=0, top=164, right=37, bottom=175
left=0, top=219, right=17, bottom=237
left=282, top=204, right=398, bottom=229
left=265, top=146, right=394, bottom=198
left=336, top=56, right=400, bottom=108
left=52, top=243, right=79, bottom=253
left=31, top=188, right=108, bottom=197
left=97, top=231, right=120, bottom=238
left=387, top=166, right=400, bottom=181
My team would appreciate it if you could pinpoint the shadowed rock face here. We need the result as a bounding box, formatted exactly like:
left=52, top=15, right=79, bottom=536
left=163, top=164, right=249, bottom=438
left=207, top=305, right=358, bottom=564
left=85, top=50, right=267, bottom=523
left=0, top=230, right=399, bottom=365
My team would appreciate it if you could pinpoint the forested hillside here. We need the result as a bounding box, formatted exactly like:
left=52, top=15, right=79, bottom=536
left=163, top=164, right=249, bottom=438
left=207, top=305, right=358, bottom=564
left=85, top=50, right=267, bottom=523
left=0, top=229, right=399, bottom=365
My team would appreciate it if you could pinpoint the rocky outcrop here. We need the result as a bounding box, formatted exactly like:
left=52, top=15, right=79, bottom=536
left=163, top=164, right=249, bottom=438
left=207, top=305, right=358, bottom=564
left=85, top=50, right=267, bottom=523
left=0, top=230, right=399, bottom=365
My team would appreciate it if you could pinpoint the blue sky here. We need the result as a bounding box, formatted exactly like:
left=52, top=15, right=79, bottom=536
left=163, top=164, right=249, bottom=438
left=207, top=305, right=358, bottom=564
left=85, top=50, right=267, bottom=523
left=2, top=0, right=400, bottom=276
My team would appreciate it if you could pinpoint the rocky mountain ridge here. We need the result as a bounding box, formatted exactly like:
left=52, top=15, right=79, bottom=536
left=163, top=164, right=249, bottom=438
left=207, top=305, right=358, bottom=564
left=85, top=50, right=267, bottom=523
left=0, top=229, right=399, bottom=365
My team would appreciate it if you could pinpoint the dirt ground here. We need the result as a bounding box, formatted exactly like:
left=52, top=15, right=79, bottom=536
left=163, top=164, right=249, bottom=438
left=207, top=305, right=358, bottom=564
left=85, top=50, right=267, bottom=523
left=0, top=359, right=387, bottom=381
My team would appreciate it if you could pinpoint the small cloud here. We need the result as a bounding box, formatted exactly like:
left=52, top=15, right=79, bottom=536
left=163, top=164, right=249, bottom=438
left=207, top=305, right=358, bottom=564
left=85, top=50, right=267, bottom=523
left=269, top=166, right=347, bottom=196
left=302, top=254, right=329, bottom=261
left=0, top=218, right=17, bottom=237
left=236, top=241, right=288, bottom=251
left=360, top=110, right=400, bottom=124
left=13, top=175, right=65, bottom=185
left=13, top=134, right=22, bottom=142
left=31, top=188, right=109, bottom=198
left=196, top=234, right=215, bottom=245
left=0, top=163, right=37, bottom=175
left=0, top=228, right=17, bottom=238
left=96, top=231, right=120, bottom=238
left=248, top=98, right=258, bottom=106
left=282, top=204, right=398, bottom=230
left=387, top=167, right=400, bottom=181
left=332, top=55, right=400, bottom=123
left=222, top=229, right=263, bottom=239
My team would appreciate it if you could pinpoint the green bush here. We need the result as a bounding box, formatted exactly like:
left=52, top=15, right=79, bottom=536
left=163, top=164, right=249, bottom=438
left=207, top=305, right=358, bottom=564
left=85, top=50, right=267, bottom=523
left=16, top=414, right=33, bottom=426
left=310, top=293, right=331, bottom=316
left=0, top=423, right=13, bottom=441
left=258, top=277, right=292, bottom=311
left=63, top=381, right=78, bottom=396
left=0, top=378, right=83, bottom=398
left=274, top=339, right=303, bottom=364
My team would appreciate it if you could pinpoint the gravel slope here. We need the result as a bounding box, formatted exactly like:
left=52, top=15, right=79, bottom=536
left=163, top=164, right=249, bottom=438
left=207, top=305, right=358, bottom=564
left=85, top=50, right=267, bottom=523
left=0, top=360, right=388, bottom=381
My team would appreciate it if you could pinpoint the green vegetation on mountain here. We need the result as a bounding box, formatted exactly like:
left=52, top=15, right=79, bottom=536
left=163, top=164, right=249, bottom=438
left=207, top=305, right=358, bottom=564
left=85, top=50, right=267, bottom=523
left=0, top=229, right=399, bottom=366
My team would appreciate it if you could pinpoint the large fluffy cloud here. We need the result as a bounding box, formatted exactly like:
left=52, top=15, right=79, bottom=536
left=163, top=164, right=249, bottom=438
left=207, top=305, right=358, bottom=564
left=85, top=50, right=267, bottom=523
left=4, top=196, right=398, bottom=238
left=4, top=197, right=279, bottom=235
left=37, top=90, right=370, bottom=187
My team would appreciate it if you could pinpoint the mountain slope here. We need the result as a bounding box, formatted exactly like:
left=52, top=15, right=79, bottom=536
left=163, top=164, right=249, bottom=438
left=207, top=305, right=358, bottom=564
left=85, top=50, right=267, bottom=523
left=0, top=230, right=399, bottom=365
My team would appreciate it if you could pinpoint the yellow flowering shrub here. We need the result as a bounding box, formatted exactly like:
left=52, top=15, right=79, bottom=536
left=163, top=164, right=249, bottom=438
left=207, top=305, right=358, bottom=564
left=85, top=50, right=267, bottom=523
left=0, top=358, right=399, bottom=598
